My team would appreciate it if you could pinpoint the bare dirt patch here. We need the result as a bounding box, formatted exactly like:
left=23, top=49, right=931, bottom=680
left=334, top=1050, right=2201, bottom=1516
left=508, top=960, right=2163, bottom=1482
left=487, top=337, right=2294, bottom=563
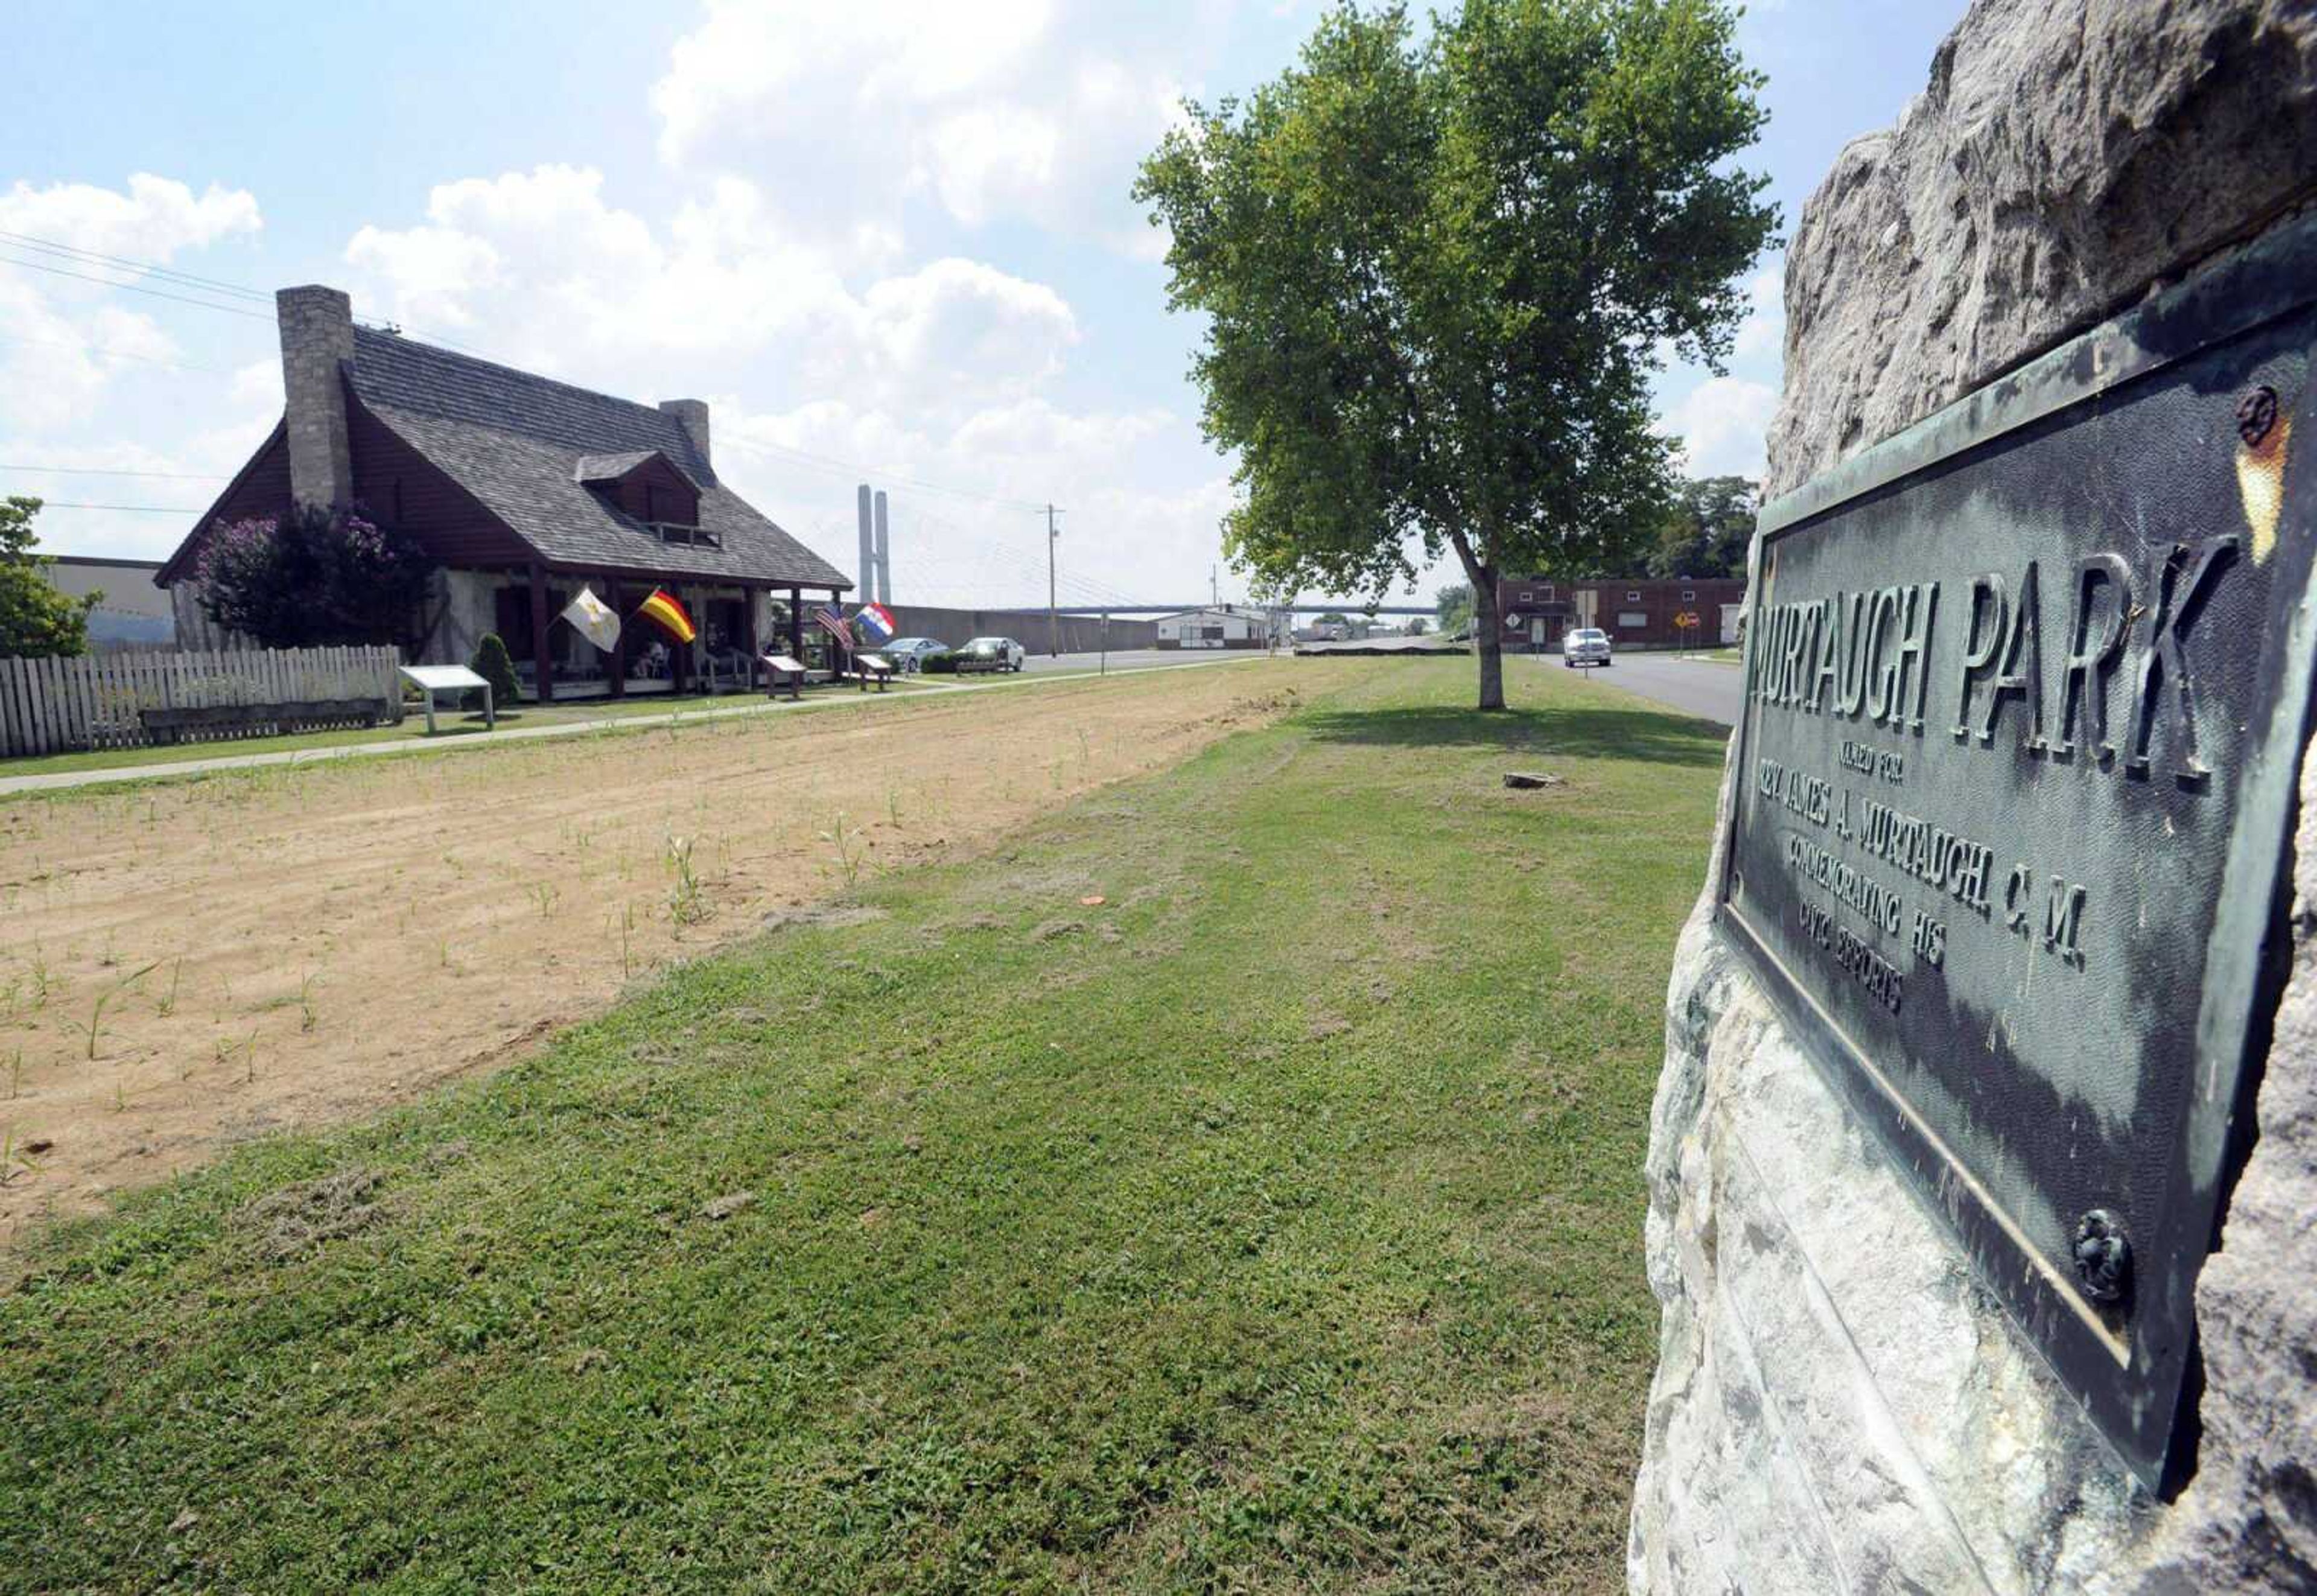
left=0, top=663, right=1330, bottom=1239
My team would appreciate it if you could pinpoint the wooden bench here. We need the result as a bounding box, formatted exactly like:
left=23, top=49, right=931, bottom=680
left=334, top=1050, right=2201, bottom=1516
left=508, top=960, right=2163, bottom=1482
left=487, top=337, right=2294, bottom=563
left=139, top=698, right=393, bottom=746
left=854, top=654, right=894, bottom=693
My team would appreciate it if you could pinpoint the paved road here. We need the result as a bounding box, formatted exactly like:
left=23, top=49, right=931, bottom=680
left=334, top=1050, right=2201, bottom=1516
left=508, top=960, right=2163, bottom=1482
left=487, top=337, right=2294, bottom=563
left=1527, top=649, right=1741, bottom=726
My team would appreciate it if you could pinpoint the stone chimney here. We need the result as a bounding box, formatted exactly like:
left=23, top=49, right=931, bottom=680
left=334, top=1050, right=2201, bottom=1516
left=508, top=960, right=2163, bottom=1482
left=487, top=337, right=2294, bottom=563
left=276, top=285, right=355, bottom=508
left=659, top=399, right=711, bottom=469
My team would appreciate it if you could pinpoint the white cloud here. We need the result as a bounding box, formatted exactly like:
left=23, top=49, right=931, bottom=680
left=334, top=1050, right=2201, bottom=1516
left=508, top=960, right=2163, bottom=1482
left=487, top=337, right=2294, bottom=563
left=0, top=173, right=261, bottom=262
left=0, top=174, right=262, bottom=435
left=650, top=0, right=1184, bottom=255
left=1665, top=375, right=1777, bottom=478
left=0, top=278, right=183, bottom=433
left=653, top=0, right=1058, bottom=165
left=343, top=168, right=1080, bottom=416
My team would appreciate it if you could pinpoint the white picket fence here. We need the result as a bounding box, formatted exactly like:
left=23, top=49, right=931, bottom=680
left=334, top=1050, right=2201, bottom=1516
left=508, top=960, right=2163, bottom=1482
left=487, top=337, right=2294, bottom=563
left=0, top=644, right=404, bottom=757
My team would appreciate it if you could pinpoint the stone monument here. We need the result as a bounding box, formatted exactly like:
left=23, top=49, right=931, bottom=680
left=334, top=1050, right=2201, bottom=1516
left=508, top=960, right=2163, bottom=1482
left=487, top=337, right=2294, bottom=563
left=1629, top=3, right=2317, bottom=1591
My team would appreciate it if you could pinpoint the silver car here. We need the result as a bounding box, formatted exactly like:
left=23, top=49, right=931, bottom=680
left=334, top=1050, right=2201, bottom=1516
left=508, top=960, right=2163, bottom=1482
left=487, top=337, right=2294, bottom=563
left=882, top=637, right=950, bottom=673
left=1562, top=627, right=1612, bottom=669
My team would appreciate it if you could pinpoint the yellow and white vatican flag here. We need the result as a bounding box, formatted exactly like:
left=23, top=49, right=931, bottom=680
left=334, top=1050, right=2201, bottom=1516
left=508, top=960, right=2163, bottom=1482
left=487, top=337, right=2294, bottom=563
left=561, top=587, right=622, bottom=653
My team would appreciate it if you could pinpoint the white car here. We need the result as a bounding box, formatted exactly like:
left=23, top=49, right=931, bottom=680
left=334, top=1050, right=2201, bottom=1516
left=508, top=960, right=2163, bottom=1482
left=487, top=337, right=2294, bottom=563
left=1562, top=628, right=1612, bottom=669
left=958, top=635, right=1026, bottom=673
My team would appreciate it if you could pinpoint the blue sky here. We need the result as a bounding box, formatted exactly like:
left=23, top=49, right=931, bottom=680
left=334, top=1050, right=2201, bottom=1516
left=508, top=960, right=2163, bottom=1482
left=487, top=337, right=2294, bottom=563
left=5, top=0, right=1965, bottom=609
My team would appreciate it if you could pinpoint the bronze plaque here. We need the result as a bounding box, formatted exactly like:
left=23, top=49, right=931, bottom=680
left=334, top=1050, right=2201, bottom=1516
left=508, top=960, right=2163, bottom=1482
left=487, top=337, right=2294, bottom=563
left=1720, top=217, right=2317, bottom=1489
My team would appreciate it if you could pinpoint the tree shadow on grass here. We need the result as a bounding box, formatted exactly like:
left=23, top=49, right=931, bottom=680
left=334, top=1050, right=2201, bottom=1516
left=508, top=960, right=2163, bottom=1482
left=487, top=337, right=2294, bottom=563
left=1298, top=704, right=1729, bottom=769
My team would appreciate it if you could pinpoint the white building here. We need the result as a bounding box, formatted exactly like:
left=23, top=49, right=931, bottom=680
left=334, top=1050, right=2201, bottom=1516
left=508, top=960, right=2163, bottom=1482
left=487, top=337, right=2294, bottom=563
left=1154, top=606, right=1267, bottom=649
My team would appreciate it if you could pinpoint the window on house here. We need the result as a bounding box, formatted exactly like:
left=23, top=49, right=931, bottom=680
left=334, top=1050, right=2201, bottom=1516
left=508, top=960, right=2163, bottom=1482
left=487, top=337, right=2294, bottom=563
left=1520, top=590, right=1534, bottom=603
left=1625, top=590, right=1642, bottom=602
left=494, top=582, right=568, bottom=658
left=1682, top=588, right=1696, bottom=601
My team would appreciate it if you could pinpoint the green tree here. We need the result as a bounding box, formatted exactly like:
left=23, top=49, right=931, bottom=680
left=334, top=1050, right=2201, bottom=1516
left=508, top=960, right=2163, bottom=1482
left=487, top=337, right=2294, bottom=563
left=1647, top=474, right=1757, bottom=579
left=196, top=503, right=436, bottom=651
left=1405, top=614, right=1429, bottom=635
left=0, top=497, right=95, bottom=660
left=468, top=633, right=522, bottom=712
left=1136, top=0, right=1774, bottom=708
left=1435, top=582, right=1474, bottom=634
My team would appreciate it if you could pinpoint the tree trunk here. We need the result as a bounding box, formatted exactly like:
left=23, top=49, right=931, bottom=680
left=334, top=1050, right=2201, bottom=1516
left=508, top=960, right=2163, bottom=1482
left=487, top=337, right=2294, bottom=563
left=1472, top=577, right=1505, bottom=710
left=1450, top=533, right=1505, bottom=711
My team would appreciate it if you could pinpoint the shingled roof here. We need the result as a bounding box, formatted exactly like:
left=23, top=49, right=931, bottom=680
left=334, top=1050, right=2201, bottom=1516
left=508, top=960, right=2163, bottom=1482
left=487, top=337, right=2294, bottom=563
left=343, top=329, right=848, bottom=590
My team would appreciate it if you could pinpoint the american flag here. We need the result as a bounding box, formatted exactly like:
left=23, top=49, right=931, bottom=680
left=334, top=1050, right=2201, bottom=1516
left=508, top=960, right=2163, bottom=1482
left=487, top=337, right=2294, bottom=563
left=813, top=604, right=853, bottom=652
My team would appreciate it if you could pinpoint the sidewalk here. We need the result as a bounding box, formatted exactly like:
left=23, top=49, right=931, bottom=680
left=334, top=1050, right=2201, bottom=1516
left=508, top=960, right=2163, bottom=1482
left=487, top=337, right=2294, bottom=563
left=0, top=654, right=1266, bottom=797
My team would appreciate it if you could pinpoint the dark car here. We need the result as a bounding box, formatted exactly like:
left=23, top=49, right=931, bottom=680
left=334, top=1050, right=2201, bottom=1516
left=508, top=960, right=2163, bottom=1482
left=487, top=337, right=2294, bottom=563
left=954, top=636, right=1026, bottom=673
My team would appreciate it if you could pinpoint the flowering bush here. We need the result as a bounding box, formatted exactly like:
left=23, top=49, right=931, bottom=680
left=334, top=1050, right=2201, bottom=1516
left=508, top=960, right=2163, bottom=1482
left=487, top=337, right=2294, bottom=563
left=195, top=504, right=436, bottom=650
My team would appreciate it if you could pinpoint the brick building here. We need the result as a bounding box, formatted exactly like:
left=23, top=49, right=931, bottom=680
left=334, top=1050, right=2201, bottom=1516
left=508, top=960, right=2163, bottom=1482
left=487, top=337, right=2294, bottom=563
left=1493, top=574, right=1746, bottom=651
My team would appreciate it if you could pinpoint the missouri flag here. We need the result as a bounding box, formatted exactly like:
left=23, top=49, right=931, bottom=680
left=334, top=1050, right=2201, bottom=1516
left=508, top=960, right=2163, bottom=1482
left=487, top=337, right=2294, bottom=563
left=637, top=589, right=696, bottom=644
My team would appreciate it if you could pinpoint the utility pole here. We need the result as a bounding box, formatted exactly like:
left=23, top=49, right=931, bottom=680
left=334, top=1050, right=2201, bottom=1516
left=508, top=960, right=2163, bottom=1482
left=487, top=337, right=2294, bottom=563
left=1046, top=503, right=1060, bottom=657
left=1211, top=565, right=1218, bottom=608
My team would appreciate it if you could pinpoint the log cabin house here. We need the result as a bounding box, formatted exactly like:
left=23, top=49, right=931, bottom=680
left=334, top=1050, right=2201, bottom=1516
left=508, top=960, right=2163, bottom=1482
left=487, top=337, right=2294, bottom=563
left=156, top=285, right=853, bottom=700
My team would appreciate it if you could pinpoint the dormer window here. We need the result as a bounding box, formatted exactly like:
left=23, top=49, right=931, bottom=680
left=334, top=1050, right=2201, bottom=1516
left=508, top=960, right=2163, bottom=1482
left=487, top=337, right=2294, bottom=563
left=577, top=449, right=704, bottom=540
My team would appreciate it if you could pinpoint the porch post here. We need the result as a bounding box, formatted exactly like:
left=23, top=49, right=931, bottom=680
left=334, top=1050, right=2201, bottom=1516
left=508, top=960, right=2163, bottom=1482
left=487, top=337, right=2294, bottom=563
left=606, top=575, right=627, bottom=699
left=527, top=562, right=555, bottom=704
left=670, top=588, right=691, bottom=695
left=789, top=587, right=804, bottom=662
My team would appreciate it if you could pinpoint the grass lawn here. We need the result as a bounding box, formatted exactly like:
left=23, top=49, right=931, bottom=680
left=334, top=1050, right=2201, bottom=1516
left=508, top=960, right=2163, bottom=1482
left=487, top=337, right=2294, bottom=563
left=0, top=658, right=1726, bottom=1592
left=0, top=684, right=946, bottom=780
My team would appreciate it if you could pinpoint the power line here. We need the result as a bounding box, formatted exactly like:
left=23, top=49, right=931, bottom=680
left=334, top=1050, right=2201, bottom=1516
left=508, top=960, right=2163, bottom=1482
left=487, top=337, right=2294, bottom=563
left=0, top=253, right=273, bottom=320
left=0, top=225, right=507, bottom=363
left=0, top=463, right=229, bottom=480
left=0, top=229, right=272, bottom=304
left=17, top=501, right=203, bottom=514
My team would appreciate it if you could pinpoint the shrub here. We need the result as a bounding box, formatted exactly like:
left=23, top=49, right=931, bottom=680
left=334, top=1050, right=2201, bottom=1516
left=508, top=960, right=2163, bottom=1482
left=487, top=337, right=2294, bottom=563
left=0, top=497, right=94, bottom=660
left=195, top=503, right=436, bottom=650
left=468, top=633, right=521, bottom=711
left=921, top=649, right=960, bottom=675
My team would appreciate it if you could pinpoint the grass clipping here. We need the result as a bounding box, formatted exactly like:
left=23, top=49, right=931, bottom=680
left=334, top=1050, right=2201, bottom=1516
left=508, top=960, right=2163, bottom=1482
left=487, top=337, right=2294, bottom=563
left=240, top=1169, right=389, bottom=1262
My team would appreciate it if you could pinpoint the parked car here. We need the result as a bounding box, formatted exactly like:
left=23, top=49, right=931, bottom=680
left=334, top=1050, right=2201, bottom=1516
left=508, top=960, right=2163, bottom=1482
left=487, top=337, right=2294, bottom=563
left=1562, top=627, right=1612, bottom=669
left=881, top=637, right=950, bottom=674
left=956, top=635, right=1026, bottom=673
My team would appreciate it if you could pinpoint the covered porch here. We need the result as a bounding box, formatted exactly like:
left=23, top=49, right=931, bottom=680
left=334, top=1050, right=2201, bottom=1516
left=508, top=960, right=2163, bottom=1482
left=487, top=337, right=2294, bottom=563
left=432, top=566, right=851, bottom=702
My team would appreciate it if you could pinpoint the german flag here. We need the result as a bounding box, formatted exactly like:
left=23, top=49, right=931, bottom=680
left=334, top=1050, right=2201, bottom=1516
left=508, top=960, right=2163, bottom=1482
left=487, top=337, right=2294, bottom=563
left=637, top=588, right=696, bottom=644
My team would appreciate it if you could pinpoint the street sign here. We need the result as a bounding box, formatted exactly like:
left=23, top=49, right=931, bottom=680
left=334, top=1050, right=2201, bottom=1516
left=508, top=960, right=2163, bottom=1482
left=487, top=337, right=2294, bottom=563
left=1718, top=215, right=2317, bottom=1489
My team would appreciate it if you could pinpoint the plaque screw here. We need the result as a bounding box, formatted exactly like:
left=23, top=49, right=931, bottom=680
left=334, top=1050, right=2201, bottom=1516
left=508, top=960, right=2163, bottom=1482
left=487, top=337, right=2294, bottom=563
left=2238, top=386, right=2280, bottom=448
left=2073, top=1209, right=2132, bottom=1305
